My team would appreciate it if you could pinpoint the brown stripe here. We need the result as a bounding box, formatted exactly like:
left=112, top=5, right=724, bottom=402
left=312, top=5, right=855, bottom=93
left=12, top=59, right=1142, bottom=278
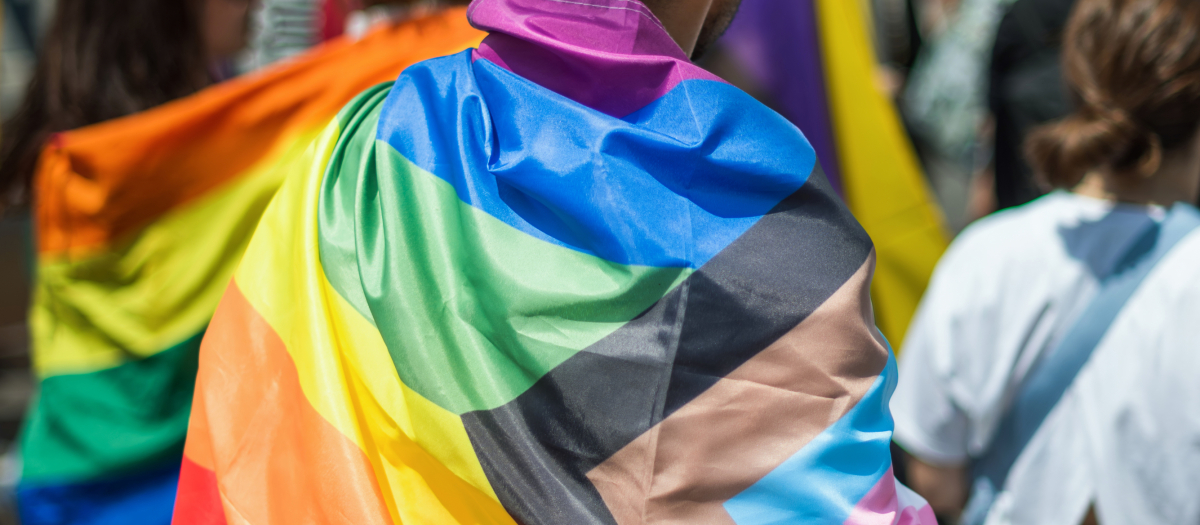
left=586, top=252, right=888, bottom=524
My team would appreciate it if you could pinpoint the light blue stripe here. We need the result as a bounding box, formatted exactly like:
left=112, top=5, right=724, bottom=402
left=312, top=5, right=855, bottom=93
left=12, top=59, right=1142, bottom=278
left=375, top=50, right=817, bottom=269
left=724, top=357, right=899, bottom=524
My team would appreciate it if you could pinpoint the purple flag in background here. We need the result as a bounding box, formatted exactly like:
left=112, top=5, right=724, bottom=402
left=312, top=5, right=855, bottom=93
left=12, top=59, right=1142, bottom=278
left=720, top=0, right=844, bottom=195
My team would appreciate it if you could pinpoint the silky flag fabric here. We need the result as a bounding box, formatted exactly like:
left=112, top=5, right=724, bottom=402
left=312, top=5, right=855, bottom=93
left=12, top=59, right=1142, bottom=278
left=721, top=0, right=950, bottom=349
left=19, top=9, right=483, bottom=525
left=175, top=0, right=936, bottom=523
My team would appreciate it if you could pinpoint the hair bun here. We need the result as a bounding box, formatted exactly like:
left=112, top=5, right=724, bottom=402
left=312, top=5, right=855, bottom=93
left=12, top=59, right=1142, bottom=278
left=1026, top=104, right=1163, bottom=188
left=1022, top=0, right=1200, bottom=190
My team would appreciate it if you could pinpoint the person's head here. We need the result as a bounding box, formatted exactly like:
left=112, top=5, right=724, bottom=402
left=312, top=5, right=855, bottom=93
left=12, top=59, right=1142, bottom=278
left=641, top=0, right=744, bottom=60
left=1026, top=0, right=1200, bottom=199
left=0, top=0, right=253, bottom=210
left=206, top=0, right=256, bottom=62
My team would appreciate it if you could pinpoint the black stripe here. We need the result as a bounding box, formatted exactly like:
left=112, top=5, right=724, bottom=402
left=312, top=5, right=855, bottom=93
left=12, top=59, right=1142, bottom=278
left=461, top=166, right=872, bottom=525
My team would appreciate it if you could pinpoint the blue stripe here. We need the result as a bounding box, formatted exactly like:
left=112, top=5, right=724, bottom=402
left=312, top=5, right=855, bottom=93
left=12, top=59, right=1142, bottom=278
left=375, top=50, right=816, bottom=268
left=17, top=462, right=178, bottom=525
left=723, top=357, right=899, bottom=524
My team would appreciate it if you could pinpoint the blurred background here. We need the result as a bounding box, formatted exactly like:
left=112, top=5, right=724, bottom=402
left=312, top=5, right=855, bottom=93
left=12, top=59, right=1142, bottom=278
left=2, top=3, right=41, bottom=524
left=0, top=0, right=1072, bottom=522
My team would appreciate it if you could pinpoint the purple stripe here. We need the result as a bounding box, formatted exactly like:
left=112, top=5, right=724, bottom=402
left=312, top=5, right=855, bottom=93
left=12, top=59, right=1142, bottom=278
left=468, top=0, right=724, bottom=117
left=720, top=0, right=843, bottom=196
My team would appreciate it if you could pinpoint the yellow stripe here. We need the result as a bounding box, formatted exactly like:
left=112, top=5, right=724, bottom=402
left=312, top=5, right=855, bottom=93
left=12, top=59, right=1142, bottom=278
left=815, top=0, right=950, bottom=349
left=30, top=126, right=322, bottom=377
left=233, top=120, right=512, bottom=523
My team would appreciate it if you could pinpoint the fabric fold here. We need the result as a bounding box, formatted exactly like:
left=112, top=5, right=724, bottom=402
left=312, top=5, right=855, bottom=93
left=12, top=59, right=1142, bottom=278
left=176, top=0, right=934, bottom=523
left=20, top=9, right=483, bottom=524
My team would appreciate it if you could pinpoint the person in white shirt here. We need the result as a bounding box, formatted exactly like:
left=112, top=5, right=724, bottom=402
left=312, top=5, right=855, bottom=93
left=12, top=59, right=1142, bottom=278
left=891, top=0, right=1200, bottom=524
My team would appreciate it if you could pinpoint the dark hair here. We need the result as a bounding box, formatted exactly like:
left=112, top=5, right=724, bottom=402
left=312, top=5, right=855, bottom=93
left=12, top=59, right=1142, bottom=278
left=0, top=0, right=211, bottom=210
left=1026, top=0, right=1200, bottom=187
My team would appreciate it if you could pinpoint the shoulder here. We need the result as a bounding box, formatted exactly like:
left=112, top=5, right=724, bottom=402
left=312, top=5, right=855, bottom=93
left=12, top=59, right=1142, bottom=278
left=902, top=193, right=1089, bottom=393
left=335, top=81, right=396, bottom=128
left=1080, top=212, right=1200, bottom=434
left=1118, top=225, right=1200, bottom=331
left=932, top=193, right=1077, bottom=285
left=1083, top=222, right=1200, bottom=504
left=1150, top=221, right=1200, bottom=292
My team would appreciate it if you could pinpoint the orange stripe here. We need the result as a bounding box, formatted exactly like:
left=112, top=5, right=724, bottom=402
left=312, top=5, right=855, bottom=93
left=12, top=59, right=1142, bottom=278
left=183, top=338, right=217, bottom=472
left=36, top=7, right=483, bottom=256
left=184, top=281, right=391, bottom=524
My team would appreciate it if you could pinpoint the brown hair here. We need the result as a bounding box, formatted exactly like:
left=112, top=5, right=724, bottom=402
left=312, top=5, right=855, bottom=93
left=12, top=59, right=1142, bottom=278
left=1026, top=0, right=1200, bottom=187
left=0, top=0, right=211, bottom=210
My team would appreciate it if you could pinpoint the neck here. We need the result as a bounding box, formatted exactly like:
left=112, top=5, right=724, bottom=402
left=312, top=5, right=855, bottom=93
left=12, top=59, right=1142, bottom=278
left=642, top=0, right=711, bottom=56
left=1074, top=146, right=1200, bottom=207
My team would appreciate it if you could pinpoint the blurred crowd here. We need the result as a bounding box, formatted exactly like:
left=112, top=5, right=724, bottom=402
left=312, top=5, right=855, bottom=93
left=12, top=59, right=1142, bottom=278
left=874, top=0, right=1074, bottom=230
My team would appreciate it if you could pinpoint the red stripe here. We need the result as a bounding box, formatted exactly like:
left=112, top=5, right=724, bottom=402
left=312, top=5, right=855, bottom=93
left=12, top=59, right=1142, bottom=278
left=176, top=281, right=393, bottom=524
left=173, top=456, right=227, bottom=525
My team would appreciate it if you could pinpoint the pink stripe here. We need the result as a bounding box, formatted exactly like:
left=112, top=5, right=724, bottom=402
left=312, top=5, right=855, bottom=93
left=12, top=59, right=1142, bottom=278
left=845, top=468, right=937, bottom=525
left=468, top=0, right=724, bottom=117
left=896, top=483, right=939, bottom=525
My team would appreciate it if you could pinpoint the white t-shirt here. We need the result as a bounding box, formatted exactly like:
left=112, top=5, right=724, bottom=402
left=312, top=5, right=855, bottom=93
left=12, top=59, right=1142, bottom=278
left=891, top=191, right=1200, bottom=525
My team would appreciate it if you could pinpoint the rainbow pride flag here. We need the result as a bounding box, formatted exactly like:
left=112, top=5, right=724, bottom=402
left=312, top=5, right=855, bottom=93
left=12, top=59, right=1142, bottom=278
left=175, top=0, right=935, bottom=523
left=721, top=0, right=950, bottom=348
left=19, top=9, right=482, bottom=524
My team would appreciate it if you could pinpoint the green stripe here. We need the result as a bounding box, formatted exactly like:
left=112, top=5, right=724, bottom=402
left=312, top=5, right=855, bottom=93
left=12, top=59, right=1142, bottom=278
left=19, top=330, right=203, bottom=482
left=317, top=84, right=391, bottom=322
left=318, top=89, right=690, bottom=415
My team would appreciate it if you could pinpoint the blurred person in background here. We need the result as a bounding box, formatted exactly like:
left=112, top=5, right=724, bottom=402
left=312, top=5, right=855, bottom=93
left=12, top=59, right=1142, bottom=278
left=892, top=0, right=1200, bottom=523
left=0, top=0, right=253, bottom=209
left=987, top=0, right=1075, bottom=210
left=1, top=0, right=40, bottom=116
left=1, top=3, right=45, bottom=523
left=872, top=0, right=924, bottom=97
left=243, top=0, right=323, bottom=68
left=902, top=0, right=1017, bottom=231
left=0, top=1, right=248, bottom=520
left=0, top=1, right=250, bottom=523
left=244, top=0, right=456, bottom=70
left=0, top=0, right=479, bottom=522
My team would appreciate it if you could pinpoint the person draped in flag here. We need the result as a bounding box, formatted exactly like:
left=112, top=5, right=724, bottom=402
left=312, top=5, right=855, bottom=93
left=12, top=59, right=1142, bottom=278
left=0, top=1, right=479, bottom=524
left=0, top=1, right=252, bottom=522
left=894, top=0, right=1200, bottom=523
left=175, top=0, right=937, bottom=523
